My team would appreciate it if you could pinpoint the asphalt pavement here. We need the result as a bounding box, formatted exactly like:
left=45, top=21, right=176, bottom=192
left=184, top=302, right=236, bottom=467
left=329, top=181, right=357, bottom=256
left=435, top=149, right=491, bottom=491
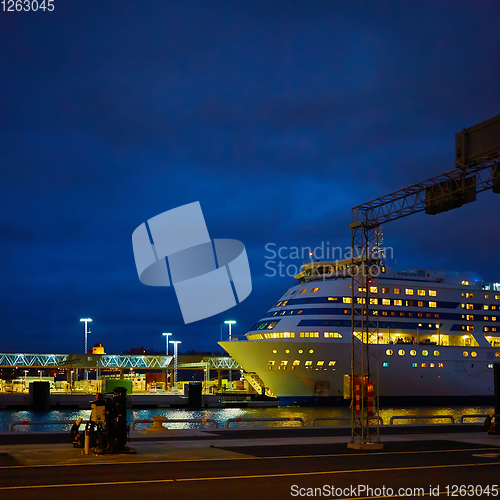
left=1, top=426, right=500, bottom=499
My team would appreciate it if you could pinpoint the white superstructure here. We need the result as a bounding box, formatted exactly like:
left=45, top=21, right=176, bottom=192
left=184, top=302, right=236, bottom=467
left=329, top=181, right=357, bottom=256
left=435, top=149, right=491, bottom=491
left=220, top=259, right=500, bottom=404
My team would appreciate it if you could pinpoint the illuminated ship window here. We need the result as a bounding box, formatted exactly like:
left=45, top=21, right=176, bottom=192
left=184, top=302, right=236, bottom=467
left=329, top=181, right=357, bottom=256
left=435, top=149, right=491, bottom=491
left=463, top=351, right=469, bottom=357
left=410, top=350, right=416, bottom=356
left=494, top=306, right=498, bottom=310
left=370, top=286, right=378, bottom=293
left=309, top=349, right=314, bottom=354
left=300, top=288, right=307, bottom=294
left=272, top=349, right=277, bottom=354
left=381, top=287, right=389, bottom=293
left=358, top=287, right=366, bottom=292
left=406, top=300, right=414, bottom=307
left=328, top=297, right=338, bottom=301
left=466, top=304, right=473, bottom=310
left=343, top=297, right=352, bottom=303
left=268, top=360, right=275, bottom=366
left=466, top=293, right=473, bottom=298
left=485, top=294, right=490, bottom=299
left=418, top=290, right=426, bottom=296
left=328, top=361, right=336, bottom=366
left=422, top=350, right=429, bottom=357
left=434, top=314, right=439, bottom=318
left=466, top=326, right=474, bottom=332
left=429, top=290, right=437, bottom=296
left=430, top=363, right=435, bottom=368
left=429, top=302, right=437, bottom=308
left=382, top=311, right=388, bottom=316
left=462, top=280, right=469, bottom=285
left=418, top=301, right=424, bottom=307
left=471, top=351, right=477, bottom=357
left=398, top=350, right=405, bottom=356
left=247, top=334, right=263, bottom=340
left=285, top=349, right=290, bottom=354
left=484, top=327, right=490, bottom=332
left=466, top=315, right=474, bottom=321
left=400, top=312, right=405, bottom=317
left=298, top=349, right=303, bottom=354
left=280, top=360, right=288, bottom=366
left=298, top=310, right=303, bottom=314
left=344, top=309, right=350, bottom=314
left=300, top=332, right=319, bottom=338
left=324, top=332, right=342, bottom=338
left=383, top=362, right=389, bottom=367
left=434, top=351, right=440, bottom=356
left=305, top=361, right=312, bottom=366
left=488, top=364, right=493, bottom=368
left=293, top=360, right=300, bottom=366
left=317, top=361, right=324, bottom=366
left=357, top=298, right=366, bottom=304
left=394, top=300, right=402, bottom=306
left=370, top=298, right=378, bottom=305
left=496, top=352, right=500, bottom=357
left=394, top=288, right=401, bottom=295
left=421, top=363, right=427, bottom=367
left=382, top=299, right=390, bottom=306
left=412, top=363, right=417, bottom=367
left=311, top=287, right=320, bottom=293
left=386, top=349, right=393, bottom=356
left=267, top=322, right=278, bottom=329
left=281, top=300, right=289, bottom=306
left=406, top=289, right=414, bottom=295
left=438, top=363, right=444, bottom=368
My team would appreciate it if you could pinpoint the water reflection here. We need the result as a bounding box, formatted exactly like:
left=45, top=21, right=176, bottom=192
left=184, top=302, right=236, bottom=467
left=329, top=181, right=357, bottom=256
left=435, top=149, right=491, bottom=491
left=0, top=406, right=492, bottom=432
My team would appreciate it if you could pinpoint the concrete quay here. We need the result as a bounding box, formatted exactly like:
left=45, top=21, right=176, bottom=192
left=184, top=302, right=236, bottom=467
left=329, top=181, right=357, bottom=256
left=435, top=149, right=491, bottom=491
left=0, top=392, right=278, bottom=409
left=1, top=425, right=499, bottom=499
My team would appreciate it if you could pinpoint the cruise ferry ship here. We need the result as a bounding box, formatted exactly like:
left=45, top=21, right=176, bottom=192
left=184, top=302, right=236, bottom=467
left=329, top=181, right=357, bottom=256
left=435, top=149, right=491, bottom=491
left=220, top=259, right=500, bottom=405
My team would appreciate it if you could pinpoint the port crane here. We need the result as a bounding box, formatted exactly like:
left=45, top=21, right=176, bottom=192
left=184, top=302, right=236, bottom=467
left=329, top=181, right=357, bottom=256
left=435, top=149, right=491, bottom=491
left=349, top=115, right=500, bottom=449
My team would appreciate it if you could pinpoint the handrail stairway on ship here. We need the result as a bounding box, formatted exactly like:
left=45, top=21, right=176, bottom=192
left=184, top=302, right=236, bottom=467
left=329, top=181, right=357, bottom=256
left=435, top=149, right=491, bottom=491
left=242, top=372, right=276, bottom=398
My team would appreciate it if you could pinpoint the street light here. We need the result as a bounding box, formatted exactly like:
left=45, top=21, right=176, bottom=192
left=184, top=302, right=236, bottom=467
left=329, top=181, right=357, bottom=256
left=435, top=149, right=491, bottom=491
left=169, top=340, right=182, bottom=390
left=436, top=323, right=440, bottom=346
left=224, top=321, right=236, bottom=384
left=162, top=333, right=172, bottom=355
left=80, top=318, right=92, bottom=381
left=417, top=323, right=422, bottom=344
left=224, top=320, right=236, bottom=341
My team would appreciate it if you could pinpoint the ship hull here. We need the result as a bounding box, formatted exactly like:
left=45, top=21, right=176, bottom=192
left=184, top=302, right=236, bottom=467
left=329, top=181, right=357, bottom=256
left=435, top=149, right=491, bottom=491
left=220, top=340, right=496, bottom=405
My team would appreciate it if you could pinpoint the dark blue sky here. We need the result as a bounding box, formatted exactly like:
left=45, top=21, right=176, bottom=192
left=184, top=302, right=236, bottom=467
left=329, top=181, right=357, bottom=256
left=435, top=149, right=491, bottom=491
left=1, top=1, right=499, bottom=354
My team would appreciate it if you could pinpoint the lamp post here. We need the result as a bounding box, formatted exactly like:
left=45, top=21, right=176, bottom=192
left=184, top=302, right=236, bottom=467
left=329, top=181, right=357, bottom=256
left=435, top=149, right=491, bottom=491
left=162, top=333, right=172, bottom=355
left=80, top=318, right=92, bottom=381
left=417, top=323, right=422, bottom=345
left=436, top=323, right=440, bottom=346
left=224, top=320, right=236, bottom=341
left=224, top=321, right=236, bottom=384
left=169, top=340, right=181, bottom=391
left=162, top=333, right=172, bottom=391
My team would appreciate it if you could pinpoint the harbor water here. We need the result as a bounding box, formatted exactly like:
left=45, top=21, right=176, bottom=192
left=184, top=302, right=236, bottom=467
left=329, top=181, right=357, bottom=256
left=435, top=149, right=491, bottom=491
left=0, top=405, right=492, bottom=433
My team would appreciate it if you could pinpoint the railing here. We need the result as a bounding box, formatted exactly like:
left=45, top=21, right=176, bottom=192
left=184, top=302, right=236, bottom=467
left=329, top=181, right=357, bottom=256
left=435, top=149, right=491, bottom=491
left=8, top=413, right=489, bottom=432
left=9, top=420, right=87, bottom=432
left=313, top=416, right=384, bottom=426
left=458, top=414, right=489, bottom=424
left=225, top=417, right=304, bottom=428
left=130, top=417, right=217, bottom=430
left=389, top=415, right=455, bottom=425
